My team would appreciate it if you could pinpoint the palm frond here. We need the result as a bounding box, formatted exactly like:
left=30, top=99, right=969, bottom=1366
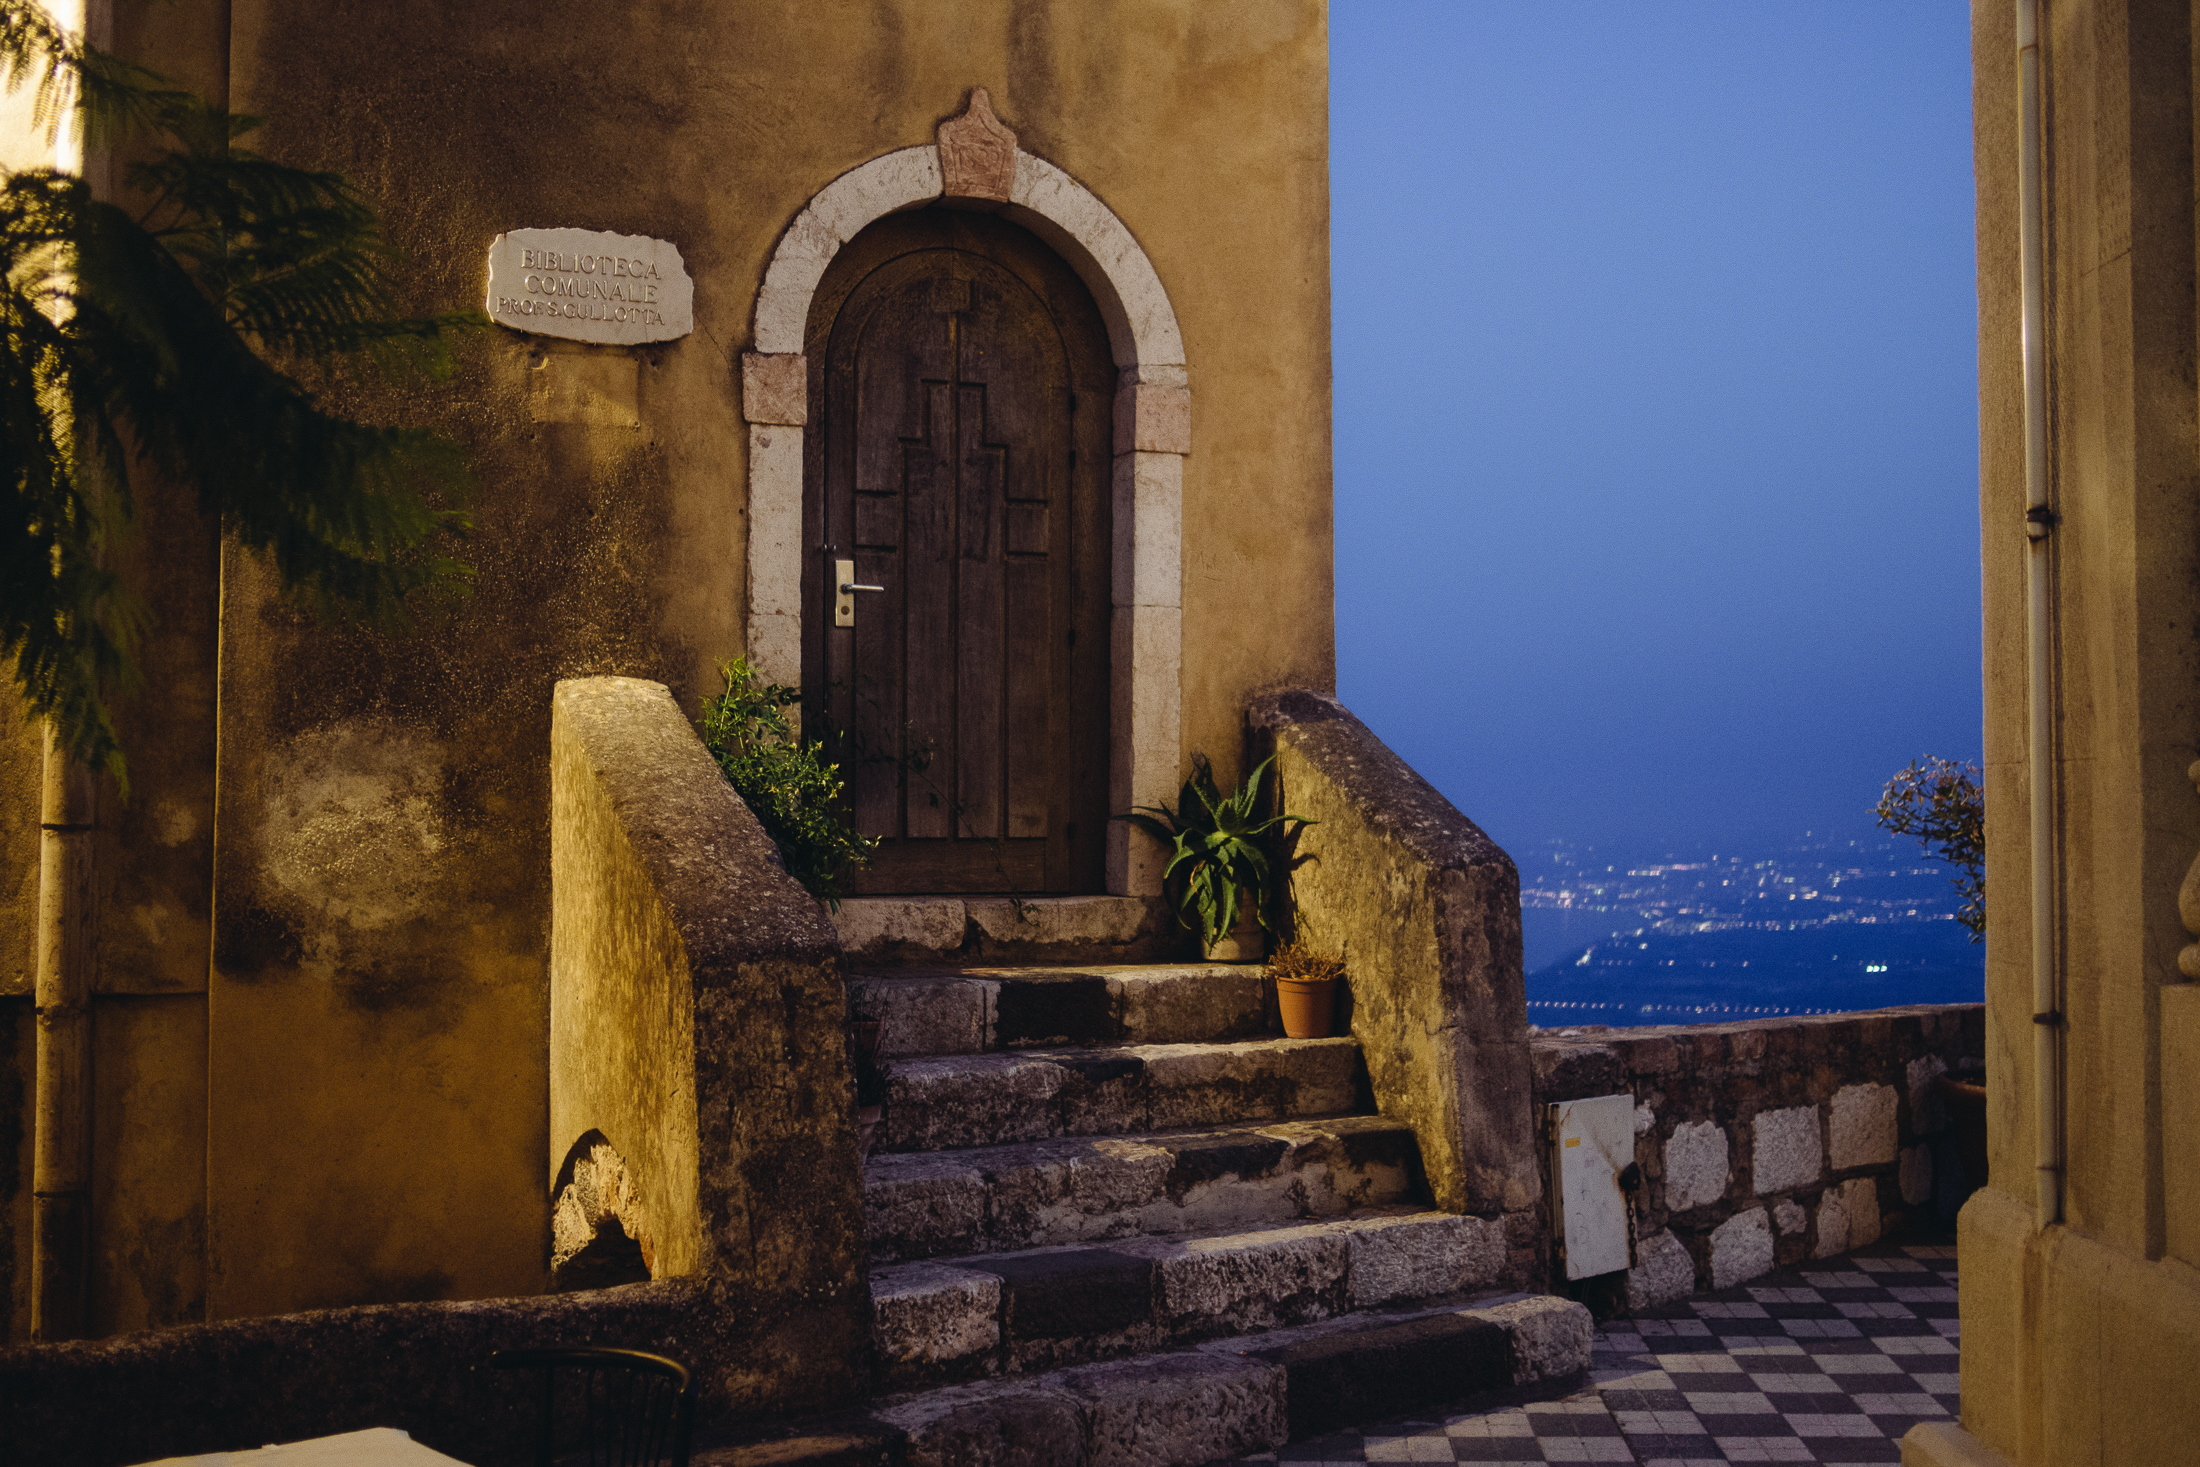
left=0, top=3, right=192, bottom=152
left=0, top=6, right=480, bottom=782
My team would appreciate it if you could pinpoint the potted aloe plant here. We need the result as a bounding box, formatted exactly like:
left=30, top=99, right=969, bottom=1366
left=1126, top=754, right=1313, bottom=961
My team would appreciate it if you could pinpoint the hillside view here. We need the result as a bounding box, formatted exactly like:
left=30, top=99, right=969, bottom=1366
left=1518, top=833, right=1985, bottom=1028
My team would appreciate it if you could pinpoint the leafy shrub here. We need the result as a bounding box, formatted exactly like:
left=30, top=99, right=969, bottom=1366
left=697, top=658, right=874, bottom=907
left=1125, top=753, right=1313, bottom=956
left=1873, top=756, right=1984, bottom=940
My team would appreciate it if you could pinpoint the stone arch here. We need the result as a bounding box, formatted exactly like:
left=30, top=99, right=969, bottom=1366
left=549, top=1131, right=654, bottom=1292
left=741, top=94, right=1186, bottom=895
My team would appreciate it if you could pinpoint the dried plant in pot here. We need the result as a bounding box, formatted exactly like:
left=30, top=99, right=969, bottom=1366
left=1269, top=939, right=1345, bottom=1040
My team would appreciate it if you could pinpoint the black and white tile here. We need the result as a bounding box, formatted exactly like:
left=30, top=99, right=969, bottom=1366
left=1238, top=1242, right=1961, bottom=1466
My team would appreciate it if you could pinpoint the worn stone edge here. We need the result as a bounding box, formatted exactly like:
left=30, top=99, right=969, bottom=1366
left=553, top=677, right=840, bottom=967
left=871, top=1292, right=1592, bottom=1461
left=1247, top=687, right=1514, bottom=876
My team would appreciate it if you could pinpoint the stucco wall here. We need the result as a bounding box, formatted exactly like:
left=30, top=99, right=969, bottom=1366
left=0, top=2, right=1335, bottom=1327
left=1944, top=2, right=2200, bottom=1464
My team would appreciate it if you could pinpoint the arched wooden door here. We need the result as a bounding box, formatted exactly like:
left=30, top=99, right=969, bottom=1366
left=803, top=212, right=1112, bottom=894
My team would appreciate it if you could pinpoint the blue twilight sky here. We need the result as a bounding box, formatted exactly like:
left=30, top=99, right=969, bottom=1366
left=1328, top=4, right=1982, bottom=860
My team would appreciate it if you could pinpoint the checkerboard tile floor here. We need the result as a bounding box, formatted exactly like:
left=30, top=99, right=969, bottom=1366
left=1238, top=1240, right=1961, bottom=1465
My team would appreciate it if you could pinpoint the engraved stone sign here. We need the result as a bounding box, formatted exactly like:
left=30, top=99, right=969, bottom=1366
left=485, top=227, right=693, bottom=345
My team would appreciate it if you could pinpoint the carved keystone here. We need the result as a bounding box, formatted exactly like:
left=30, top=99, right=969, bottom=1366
left=939, top=87, right=1017, bottom=203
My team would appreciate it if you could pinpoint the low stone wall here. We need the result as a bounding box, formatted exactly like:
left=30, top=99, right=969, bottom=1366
left=1248, top=690, right=1538, bottom=1256
left=1533, top=1004, right=1984, bottom=1306
left=548, top=676, right=872, bottom=1412
left=0, top=1282, right=724, bottom=1467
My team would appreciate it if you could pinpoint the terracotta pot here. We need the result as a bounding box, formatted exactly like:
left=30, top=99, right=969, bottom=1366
left=1935, top=1070, right=1988, bottom=1192
left=1276, top=976, right=1337, bottom=1039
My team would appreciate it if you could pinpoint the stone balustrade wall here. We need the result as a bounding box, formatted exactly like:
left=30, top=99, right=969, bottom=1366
left=1532, top=1004, right=1985, bottom=1307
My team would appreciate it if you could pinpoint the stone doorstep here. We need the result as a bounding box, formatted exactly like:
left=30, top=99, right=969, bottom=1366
left=871, top=1209, right=1514, bottom=1389
left=848, top=964, right=1272, bottom=1058
left=863, top=1115, right=1424, bottom=1262
left=878, top=1037, right=1369, bottom=1153
left=866, top=1294, right=1592, bottom=1467
left=833, top=895, right=1180, bottom=966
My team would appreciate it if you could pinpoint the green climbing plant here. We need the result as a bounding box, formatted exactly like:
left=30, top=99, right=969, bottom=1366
left=697, top=657, right=875, bottom=908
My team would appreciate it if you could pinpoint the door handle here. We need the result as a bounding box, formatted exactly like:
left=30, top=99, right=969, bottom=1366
left=833, top=558, right=885, bottom=627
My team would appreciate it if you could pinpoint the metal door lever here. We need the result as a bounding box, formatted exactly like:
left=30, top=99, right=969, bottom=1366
left=833, top=558, right=884, bottom=627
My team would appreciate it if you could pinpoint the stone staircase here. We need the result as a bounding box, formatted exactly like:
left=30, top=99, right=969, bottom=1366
left=830, top=955, right=1592, bottom=1465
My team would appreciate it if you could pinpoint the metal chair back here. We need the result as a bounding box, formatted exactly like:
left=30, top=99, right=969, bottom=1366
left=488, top=1347, right=695, bottom=1467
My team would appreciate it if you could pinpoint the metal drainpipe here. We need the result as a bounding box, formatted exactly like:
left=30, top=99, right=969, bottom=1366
left=2016, top=0, right=2063, bottom=1230
left=31, top=722, right=97, bottom=1340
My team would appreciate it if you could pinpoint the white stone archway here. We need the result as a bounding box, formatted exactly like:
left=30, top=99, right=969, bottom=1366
left=740, top=102, right=1186, bottom=897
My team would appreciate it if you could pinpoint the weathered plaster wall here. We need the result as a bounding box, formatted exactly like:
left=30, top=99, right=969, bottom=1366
left=1535, top=1006, right=1983, bottom=1305
left=0, top=702, right=34, bottom=1003
left=155, top=0, right=1334, bottom=1321
left=1931, top=3, right=2200, bottom=1464
left=67, top=0, right=230, bottom=1344
left=86, top=998, right=208, bottom=1336
left=0, top=0, right=1333, bottom=1328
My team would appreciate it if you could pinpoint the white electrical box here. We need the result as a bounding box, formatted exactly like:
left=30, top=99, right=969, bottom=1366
left=1550, top=1093, right=1635, bottom=1280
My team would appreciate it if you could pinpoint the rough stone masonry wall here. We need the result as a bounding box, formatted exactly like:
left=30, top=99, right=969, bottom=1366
left=1533, top=1004, right=1984, bottom=1307
left=548, top=677, right=872, bottom=1417
left=1247, top=690, right=1541, bottom=1285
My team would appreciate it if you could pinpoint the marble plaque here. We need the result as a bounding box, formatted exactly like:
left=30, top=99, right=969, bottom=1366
left=485, top=227, right=693, bottom=345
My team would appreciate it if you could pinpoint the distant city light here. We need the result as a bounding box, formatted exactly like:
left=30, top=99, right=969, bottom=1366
left=1522, top=834, right=1983, bottom=1026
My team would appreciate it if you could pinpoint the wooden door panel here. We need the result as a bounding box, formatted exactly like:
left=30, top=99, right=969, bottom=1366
left=954, top=379, right=1006, bottom=843
left=900, top=374, right=957, bottom=841
left=804, top=213, right=1111, bottom=894
left=1004, top=553, right=1052, bottom=839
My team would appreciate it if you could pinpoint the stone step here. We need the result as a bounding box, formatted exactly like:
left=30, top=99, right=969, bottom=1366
left=868, top=1293, right=1593, bottom=1467
left=848, top=963, right=1271, bottom=1058
left=864, top=1115, right=1423, bottom=1263
left=870, top=1208, right=1514, bottom=1389
left=832, top=895, right=1187, bottom=967
left=878, top=1037, right=1366, bottom=1153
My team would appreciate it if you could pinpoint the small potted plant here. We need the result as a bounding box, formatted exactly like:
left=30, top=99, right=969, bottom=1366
left=1268, top=937, right=1345, bottom=1039
left=1125, top=753, right=1313, bottom=961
